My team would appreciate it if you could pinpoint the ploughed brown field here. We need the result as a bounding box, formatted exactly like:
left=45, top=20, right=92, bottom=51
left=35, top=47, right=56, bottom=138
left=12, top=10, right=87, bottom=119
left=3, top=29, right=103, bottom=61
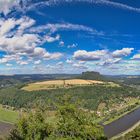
left=22, top=79, right=104, bottom=91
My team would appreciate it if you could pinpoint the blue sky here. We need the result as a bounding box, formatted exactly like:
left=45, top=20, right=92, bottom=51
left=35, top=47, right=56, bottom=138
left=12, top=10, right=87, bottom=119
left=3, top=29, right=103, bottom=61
left=0, top=0, right=140, bottom=75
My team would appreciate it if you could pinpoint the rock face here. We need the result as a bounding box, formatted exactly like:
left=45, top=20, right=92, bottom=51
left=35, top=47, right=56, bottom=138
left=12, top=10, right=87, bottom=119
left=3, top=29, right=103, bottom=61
left=79, top=71, right=106, bottom=81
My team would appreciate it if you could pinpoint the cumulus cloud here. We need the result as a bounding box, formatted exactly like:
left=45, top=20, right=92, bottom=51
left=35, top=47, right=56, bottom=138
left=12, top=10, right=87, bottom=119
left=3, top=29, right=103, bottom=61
left=73, top=48, right=134, bottom=68
left=0, top=54, right=21, bottom=64
left=44, top=52, right=63, bottom=60
left=73, top=50, right=108, bottom=61
left=0, top=16, right=63, bottom=65
left=72, top=63, right=88, bottom=69
left=112, top=48, right=134, bottom=58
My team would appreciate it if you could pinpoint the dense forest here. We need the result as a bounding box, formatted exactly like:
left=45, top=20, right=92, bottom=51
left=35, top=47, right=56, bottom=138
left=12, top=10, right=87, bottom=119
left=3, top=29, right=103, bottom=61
left=0, top=84, right=139, bottom=111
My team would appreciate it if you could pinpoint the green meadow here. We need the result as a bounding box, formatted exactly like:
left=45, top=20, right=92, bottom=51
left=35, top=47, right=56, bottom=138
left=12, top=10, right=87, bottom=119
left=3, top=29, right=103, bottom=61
left=0, top=106, right=18, bottom=124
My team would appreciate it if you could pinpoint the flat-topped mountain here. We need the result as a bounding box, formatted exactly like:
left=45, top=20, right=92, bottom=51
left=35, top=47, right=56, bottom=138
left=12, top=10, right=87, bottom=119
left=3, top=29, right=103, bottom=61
left=78, top=71, right=107, bottom=81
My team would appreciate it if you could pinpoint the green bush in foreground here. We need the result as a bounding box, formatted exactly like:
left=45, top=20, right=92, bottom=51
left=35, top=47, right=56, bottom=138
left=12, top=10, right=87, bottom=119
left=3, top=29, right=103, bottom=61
left=8, top=95, right=107, bottom=140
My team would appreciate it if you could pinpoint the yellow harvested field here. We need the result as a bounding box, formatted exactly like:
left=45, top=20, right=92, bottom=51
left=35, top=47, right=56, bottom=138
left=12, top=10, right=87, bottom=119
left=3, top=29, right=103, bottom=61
left=22, top=79, right=104, bottom=91
left=34, top=80, right=64, bottom=85
left=107, top=82, right=120, bottom=87
left=88, top=80, right=104, bottom=84
left=65, top=79, right=91, bottom=85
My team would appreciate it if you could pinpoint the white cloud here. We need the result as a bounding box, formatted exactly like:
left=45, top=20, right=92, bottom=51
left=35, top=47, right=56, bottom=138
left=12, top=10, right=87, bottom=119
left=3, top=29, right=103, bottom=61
left=34, top=60, right=41, bottom=65
left=45, top=34, right=60, bottom=43
left=30, top=23, right=103, bottom=35
left=0, top=0, right=19, bottom=15
left=131, top=54, right=140, bottom=60
left=59, top=41, right=64, bottom=47
left=98, top=58, right=122, bottom=66
left=0, top=57, right=9, bottom=64
left=0, top=16, right=35, bottom=36
left=44, top=52, right=63, bottom=60
left=72, top=48, right=135, bottom=72
left=67, top=43, right=77, bottom=48
left=17, top=16, right=35, bottom=34
left=17, top=60, right=28, bottom=65
left=19, top=0, right=140, bottom=15
left=112, top=48, right=134, bottom=58
left=0, top=16, right=63, bottom=65
left=66, top=59, right=73, bottom=64
left=56, top=61, right=63, bottom=66
left=73, top=50, right=108, bottom=61
left=72, top=63, right=88, bottom=69
left=1, top=0, right=140, bottom=16
left=6, top=63, right=13, bottom=67
left=93, top=0, right=140, bottom=13
left=0, top=54, right=21, bottom=64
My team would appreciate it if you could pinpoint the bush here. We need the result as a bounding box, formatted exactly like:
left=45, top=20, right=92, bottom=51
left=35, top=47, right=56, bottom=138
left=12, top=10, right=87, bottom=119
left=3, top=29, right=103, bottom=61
left=9, top=95, right=107, bottom=140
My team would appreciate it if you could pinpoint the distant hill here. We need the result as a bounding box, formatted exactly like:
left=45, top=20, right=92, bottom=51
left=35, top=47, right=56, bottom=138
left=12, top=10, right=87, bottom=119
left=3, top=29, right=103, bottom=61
left=78, top=71, right=108, bottom=81
left=0, top=74, right=79, bottom=83
left=111, top=75, right=140, bottom=85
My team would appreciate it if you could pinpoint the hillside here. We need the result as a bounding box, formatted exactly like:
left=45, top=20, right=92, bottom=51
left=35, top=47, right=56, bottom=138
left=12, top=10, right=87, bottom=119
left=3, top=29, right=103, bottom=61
left=78, top=71, right=109, bottom=81
left=22, top=79, right=106, bottom=91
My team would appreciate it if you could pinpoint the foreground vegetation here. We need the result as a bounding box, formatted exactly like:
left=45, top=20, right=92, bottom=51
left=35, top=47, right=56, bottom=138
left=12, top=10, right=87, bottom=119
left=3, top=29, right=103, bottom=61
left=8, top=96, right=107, bottom=140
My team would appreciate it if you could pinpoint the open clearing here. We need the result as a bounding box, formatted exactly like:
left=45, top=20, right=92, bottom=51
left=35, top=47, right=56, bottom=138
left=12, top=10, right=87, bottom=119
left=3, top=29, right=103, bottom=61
left=0, top=105, right=18, bottom=124
left=22, top=79, right=105, bottom=91
left=0, top=106, right=18, bottom=137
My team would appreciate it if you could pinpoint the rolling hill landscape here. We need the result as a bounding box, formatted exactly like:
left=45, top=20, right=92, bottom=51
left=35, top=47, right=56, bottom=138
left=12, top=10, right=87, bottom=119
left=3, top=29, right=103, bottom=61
left=0, top=72, right=139, bottom=139
left=0, top=0, right=140, bottom=140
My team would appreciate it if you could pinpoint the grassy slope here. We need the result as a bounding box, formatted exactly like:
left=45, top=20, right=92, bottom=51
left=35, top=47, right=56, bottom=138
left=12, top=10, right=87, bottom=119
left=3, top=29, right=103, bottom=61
left=0, top=106, right=18, bottom=124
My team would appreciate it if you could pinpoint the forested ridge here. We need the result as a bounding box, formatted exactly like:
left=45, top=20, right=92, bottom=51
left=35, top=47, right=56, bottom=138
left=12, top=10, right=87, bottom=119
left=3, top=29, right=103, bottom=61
left=0, top=84, right=139, bottom=110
